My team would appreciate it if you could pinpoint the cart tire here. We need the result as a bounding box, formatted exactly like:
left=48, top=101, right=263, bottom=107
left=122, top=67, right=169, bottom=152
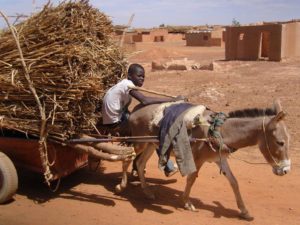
left=0, top=151, right=18, bottom=204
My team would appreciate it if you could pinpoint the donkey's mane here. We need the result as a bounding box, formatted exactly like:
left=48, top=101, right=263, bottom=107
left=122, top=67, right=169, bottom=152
left=228, top=107, right=276, bottom=118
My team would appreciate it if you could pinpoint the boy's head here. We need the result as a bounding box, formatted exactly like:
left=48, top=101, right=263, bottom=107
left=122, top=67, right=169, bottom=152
left=127, top=63, right=145, bottom=87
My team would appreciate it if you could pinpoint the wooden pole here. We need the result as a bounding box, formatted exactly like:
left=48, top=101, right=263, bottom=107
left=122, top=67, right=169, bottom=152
left=120, top=13, right=134, bottom=48
left=79, top=134, right=135, bottom=155
left=128, top=85, right=176, bottom=98
left=69, top=144, right=135, bottom=162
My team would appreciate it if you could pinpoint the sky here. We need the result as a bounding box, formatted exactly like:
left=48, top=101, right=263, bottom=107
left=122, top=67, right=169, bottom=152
left=0, top=0, right=300, bottom=28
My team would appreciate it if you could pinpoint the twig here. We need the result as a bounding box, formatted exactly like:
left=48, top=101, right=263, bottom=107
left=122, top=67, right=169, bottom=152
left=0, top=10, right=53, bottom=185
left=0, top=60, right=12, bottom=67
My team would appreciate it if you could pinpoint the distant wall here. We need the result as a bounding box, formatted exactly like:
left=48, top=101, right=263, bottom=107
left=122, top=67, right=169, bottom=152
left=132, top=33, right=152, bottom=42
left=123, top=33, right=135, bottom=44
left=131, top=29, right=185, bottom=43
left=113, top=32, right=137, bottom=44
left=186, top=32, right=222, bottom=46
left=151, top=28, right=168, bottom=37
left=132, top=28, right=168, bottom=42
left=142, top=34, right=152, bottom=42
left=166, top=33, right=184, bottom=41
left=132, top=33, right=142, bottom=42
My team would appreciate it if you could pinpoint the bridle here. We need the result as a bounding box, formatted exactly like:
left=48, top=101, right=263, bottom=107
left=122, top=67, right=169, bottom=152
left=262, top=115, right=281, bottom=167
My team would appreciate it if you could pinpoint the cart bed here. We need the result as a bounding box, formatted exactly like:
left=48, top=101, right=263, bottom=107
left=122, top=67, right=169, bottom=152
left=0, top=137, right=88, bottom=180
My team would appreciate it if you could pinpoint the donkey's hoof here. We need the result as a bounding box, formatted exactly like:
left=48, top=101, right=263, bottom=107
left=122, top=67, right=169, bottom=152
left=239, top=212, right=254, bottom=221
left=184, top=202, right=197, bottom=212
left=115, top=184, right=124, bottom=194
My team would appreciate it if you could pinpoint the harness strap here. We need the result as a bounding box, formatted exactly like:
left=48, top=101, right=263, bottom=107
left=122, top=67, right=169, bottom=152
left=207, top=112, right=229, bottom=173
left=262, top=115, right=281, bottom=167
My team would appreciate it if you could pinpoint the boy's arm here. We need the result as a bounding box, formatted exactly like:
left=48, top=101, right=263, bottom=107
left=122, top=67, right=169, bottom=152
left=130, top=90, right=184, bottom=105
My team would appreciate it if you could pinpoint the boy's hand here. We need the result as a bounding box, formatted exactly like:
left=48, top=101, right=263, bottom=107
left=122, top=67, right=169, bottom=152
left=174, top=95, right=188, bottom=102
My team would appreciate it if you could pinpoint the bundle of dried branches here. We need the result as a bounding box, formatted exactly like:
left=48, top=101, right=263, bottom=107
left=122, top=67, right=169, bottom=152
left=0, top=0, right=127, bottom=142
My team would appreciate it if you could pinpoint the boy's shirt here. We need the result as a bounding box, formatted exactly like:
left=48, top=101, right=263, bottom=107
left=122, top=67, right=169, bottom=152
left=102, top=78, right=135, bottom=124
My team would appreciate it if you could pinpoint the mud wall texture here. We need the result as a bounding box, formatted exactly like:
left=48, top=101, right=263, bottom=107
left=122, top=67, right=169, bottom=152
left=186, top=32, right=222, bottom=46
left=225, top=22, right=300, bottom=61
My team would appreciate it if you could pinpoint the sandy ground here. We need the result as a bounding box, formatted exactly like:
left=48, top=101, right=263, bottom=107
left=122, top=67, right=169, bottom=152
left=1, top=41, right=300, bottom=225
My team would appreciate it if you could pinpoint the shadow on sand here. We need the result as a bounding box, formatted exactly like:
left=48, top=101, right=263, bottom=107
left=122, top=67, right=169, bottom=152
left=14, top=165, right=241, bottom=219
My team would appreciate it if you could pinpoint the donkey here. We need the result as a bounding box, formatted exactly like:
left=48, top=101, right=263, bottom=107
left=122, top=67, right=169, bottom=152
left=115, top=100, right=291, bottom=220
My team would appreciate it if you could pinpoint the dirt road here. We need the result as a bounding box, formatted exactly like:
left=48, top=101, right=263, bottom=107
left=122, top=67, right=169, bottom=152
left=1, top=41, right=300, bottom=225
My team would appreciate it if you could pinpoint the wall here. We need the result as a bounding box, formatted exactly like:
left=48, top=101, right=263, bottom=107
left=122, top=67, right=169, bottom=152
left=132, top=28, right=168, bottom=42
left=123, top=33, right=136, bottom=44
left=281, top=22, right=300, bottom=58
left=151, top=29, right=168, bottom=42
left=132, top=33, right=142, bottom=42
left=132, top=33, right=152, bottom=42
left=212, top=29, right=225, bottom=46
left=185, top=29, right=224, bottom=46
left=186, top=32, right=211, bottom=46
left=165, top=33, right=184, bottom=41
left=151, top=28, right=168, bottom=37
left=225, top=24, right=282, bottom=61
left=186, top=32, right=222, bottom=46
left=142, top=34, right=152, bottom=42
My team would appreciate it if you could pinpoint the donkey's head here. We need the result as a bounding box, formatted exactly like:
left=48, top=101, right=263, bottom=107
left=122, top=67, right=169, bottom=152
left=258, top=100, right=291, bottom=176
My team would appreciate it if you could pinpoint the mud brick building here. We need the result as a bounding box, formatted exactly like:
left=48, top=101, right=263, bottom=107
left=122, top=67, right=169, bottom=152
left=132, top=28, right=184, bottom=42
left=185, top=28, right=225, bottom=47
left=133, top=28, right=168, bottom=42
left=225, top=21, right=300, bottom=61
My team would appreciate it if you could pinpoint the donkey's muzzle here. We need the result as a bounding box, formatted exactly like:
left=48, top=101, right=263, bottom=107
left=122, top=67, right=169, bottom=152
left=272, top=159, right=291, bottom=176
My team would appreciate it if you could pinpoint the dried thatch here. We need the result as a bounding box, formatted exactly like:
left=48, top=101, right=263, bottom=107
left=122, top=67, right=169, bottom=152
left=0, top=0, right=127, bottom=142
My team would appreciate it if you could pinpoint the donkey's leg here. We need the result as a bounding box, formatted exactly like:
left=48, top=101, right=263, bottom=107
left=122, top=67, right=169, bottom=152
left=135, top=143, right=156, bottom=199
left=182, top=159, right=205, bottom=211
left=115, top=159, right=132, bottom=193
left=216, top=158, right=254, bottom=221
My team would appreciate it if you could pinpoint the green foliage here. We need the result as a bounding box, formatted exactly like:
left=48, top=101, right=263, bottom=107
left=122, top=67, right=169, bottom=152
left=232, top=18, right=240, bottom=26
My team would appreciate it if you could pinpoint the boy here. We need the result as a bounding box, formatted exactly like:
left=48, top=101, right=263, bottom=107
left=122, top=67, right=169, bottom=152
left=101, top=63, right=182, bottom=176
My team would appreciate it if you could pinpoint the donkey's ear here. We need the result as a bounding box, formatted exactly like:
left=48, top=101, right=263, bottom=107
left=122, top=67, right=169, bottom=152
left=273, top=99, right=283, bottom=113
left=272, top=111, right=287, bottom=122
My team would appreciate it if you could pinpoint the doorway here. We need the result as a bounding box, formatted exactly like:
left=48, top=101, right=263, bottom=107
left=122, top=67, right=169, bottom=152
left=259, top=31, right=270, bottom=59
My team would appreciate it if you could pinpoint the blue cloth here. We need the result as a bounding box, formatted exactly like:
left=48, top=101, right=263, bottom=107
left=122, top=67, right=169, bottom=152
left=164, top=159, right=175, bottom=173
left=158, top=103, right=193, bottom=156
left=155, top=148, right=175, bottom=172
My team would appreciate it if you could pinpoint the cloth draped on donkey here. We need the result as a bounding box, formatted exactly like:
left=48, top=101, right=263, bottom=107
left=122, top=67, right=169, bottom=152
left=158, top=103, right=207, bottom=176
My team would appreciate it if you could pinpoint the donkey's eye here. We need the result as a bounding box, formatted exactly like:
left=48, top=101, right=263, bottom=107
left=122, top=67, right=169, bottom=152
left=276, top=141, right=285, bottom=146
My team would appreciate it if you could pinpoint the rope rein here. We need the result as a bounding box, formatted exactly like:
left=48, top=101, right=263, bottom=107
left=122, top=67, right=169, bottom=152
left=207, top=112, right=228, bottom=173
left=262, top=115, right=281, bottom=167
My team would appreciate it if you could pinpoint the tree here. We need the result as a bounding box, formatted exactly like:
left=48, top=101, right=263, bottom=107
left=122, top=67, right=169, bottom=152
left=232, top=18, right=240, bottom=26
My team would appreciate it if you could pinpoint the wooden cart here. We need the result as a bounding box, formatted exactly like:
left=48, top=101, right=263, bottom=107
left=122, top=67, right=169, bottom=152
left=0, top=134, right=136, bottom=204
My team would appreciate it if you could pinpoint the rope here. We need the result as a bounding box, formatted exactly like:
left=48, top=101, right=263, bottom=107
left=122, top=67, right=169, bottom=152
left=49, top=178, right=61, bottom=192
left=47, top=146, right=57, bottom=167
left=229, top=155, right=268, bottom=165
left=208, top=112, right=227, bottom=138
left=207, top=112, right=227, bottom=173
left=262, top=115, right=281, bottom=166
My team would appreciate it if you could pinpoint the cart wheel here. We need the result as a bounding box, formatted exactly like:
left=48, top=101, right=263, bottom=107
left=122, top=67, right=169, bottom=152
left=0, top=151, right=18, bottom=204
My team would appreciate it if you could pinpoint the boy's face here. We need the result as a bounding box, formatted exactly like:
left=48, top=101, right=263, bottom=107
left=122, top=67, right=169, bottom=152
left=129, top=68, right=145, bottom=87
